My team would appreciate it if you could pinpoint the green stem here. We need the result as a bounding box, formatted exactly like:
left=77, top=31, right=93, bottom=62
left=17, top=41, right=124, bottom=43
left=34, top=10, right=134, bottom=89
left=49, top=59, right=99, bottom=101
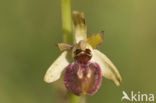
left=68, top=92, right=81, bottom=103
left=60, top=0, right=81, bottom=103
left=60, top=0, right=72, bottom=44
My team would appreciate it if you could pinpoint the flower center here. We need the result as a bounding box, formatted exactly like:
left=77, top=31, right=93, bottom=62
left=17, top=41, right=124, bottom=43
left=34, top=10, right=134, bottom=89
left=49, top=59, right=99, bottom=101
left=74, top=49, right=92, bottom=64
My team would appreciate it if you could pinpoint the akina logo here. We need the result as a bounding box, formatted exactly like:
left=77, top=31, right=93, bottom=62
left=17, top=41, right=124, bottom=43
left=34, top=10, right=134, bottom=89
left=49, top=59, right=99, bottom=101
left=121, top=91, right=154, bottom=102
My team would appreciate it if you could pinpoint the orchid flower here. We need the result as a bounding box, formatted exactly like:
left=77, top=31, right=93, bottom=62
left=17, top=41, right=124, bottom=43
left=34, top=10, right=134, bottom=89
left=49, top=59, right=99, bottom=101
left=44, top=11, right=122, bottom=96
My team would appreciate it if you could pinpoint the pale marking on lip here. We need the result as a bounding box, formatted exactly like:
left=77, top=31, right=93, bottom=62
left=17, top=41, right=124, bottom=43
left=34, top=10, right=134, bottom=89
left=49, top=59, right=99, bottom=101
left=87, top=69, right=91, bottom=78
left=77, top=69, right=83, bottom=79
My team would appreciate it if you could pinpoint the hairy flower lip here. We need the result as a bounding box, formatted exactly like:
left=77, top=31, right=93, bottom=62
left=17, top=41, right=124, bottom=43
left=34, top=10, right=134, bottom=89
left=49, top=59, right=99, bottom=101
left=64, top=62, right=102, bottom=96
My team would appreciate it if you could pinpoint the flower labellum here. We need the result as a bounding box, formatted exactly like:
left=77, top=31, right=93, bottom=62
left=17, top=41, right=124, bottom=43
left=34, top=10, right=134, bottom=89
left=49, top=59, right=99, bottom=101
left=44, top=11, right=122, bottom=96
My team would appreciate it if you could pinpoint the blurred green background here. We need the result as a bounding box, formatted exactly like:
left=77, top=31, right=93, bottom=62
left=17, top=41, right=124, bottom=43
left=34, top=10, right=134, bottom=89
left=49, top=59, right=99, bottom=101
left=0, top=0, right=156, bottom=103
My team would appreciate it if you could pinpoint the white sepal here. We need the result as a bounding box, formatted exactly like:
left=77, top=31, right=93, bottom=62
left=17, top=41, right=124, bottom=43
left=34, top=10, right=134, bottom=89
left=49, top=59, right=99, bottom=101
left=72, top=11, right=87, bottom=43
left=92, top=49, right=122, bottom=86
left=44, top=51, right=69, bottom=83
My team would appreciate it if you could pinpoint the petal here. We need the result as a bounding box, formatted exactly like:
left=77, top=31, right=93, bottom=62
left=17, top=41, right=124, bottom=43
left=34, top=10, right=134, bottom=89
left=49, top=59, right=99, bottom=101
left=57, top=43, right=72, bottom=51
left=92, top=49, right=122, bottom=86
left=86, top=31, right=104, bottom=49
left=72, top=11, right=87, bottom=43
left=44, top=51, right=70, bottom=83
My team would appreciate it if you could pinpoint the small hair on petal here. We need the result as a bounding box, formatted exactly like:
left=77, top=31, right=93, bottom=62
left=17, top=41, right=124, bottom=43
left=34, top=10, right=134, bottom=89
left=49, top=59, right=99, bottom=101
left=44, top=51, right=70, bottom=83
left=57, top=43, right=73, bottom=51
left=92, top=49, right=122, bottom=86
